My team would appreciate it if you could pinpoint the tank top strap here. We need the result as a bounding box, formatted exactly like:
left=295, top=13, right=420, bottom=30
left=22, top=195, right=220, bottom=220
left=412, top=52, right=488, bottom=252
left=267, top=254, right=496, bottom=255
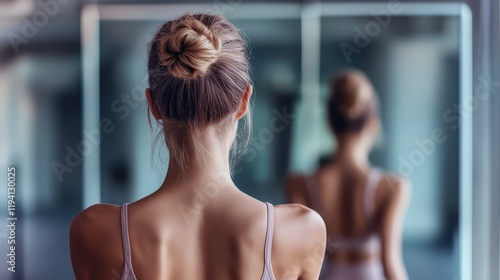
left=120, top=203, right=137, bottom=279
left=364, top=169, right=383, bottom=219
left=262, top=202, right=276, bottom=280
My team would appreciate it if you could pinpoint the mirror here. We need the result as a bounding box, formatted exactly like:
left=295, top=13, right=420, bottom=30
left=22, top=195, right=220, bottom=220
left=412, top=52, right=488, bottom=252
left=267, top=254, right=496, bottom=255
left=90, top=4, right=471, bottom=279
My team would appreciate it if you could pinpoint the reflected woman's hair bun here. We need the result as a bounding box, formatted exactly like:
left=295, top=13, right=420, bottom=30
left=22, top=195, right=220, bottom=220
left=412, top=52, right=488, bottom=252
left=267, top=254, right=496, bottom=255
left=328, top=69, right=378, bottom=133
left=159, top=17, right=222, bottom=80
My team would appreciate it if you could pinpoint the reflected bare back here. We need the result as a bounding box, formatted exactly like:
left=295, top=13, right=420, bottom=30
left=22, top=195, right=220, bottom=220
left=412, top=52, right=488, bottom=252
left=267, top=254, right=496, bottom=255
left=286, top=70, right=410, bottom=280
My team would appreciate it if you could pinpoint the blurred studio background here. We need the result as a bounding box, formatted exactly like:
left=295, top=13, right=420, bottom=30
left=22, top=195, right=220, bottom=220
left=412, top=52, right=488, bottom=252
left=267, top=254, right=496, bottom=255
left=1, top=0, right=499, bottom=279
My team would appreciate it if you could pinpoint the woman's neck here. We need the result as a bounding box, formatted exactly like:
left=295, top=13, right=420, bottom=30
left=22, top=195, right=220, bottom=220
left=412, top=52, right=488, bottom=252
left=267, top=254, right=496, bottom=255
left=160, top=126, right=235, bottom=190
left=333, top=134, right=372, bottom=169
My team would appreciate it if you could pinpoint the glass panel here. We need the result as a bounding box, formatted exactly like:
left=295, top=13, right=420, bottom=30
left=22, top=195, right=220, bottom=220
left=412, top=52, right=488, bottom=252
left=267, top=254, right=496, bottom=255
left=99, top=20, right=165, bottom=204
left=230, top=18, right=301, bottom=202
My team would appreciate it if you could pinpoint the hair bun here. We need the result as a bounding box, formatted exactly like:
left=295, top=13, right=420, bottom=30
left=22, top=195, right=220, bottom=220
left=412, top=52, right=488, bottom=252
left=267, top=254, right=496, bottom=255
left=160, top=16, right=222, bottom=80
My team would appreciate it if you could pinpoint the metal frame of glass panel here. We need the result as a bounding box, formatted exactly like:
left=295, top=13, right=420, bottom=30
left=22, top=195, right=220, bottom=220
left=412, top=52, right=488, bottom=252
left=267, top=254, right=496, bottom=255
left=81, top=3, right=473, bottom=279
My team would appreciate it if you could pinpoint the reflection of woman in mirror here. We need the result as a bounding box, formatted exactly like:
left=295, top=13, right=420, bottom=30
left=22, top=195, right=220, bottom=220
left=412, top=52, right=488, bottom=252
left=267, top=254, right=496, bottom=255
left=286, top=70, right=410, bottom=280
left=70, top=13, right=326, bottom=280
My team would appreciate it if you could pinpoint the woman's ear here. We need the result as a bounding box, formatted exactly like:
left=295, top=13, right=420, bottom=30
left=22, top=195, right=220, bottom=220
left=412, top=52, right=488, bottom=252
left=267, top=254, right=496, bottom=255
left=236, top=84, right=253, bottom=120
left=145, top=88, right=162, bottom=120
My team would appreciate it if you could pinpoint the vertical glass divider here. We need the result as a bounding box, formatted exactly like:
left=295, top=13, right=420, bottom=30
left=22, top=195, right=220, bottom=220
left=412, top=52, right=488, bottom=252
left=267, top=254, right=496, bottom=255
left=297, top=2, right=321, bottom=171
left=81, top=5, right=101, bottom=208
left=459, top=4, right=473, bottom=280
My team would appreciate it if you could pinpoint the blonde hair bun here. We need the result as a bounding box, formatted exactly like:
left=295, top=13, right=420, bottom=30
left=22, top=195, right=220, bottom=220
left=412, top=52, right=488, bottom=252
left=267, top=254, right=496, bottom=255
left=159, top=16, right=222, bottom=80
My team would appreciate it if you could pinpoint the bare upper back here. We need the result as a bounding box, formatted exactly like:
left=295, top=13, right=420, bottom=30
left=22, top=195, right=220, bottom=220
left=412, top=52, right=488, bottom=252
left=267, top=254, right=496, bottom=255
left=316, top=165, right=380, bottom=237
left=286, top=163, right=407, bottom=245
left=69, top=187, right=326, bottom=280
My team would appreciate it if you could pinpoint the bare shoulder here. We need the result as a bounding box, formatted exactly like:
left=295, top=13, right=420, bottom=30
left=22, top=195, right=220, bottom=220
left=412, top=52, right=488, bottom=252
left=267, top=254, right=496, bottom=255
left=378, top=172, right=411, bottom=206
left=272, top=204, right=327, bottom=277
left=284, top=172, right=307, bottom=190
left=70, top=203, right=121, bottom=255
left=275, top=203, right=324, bottom=226
left=69, top=203, right=122, bottom=278
left=285, top=172, right=306, bottom=181
left=274, top=203, right=324, bottom=222
left=284, top=173, right=310, bottom=205
left=71, top=204, right=119, bottom=234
